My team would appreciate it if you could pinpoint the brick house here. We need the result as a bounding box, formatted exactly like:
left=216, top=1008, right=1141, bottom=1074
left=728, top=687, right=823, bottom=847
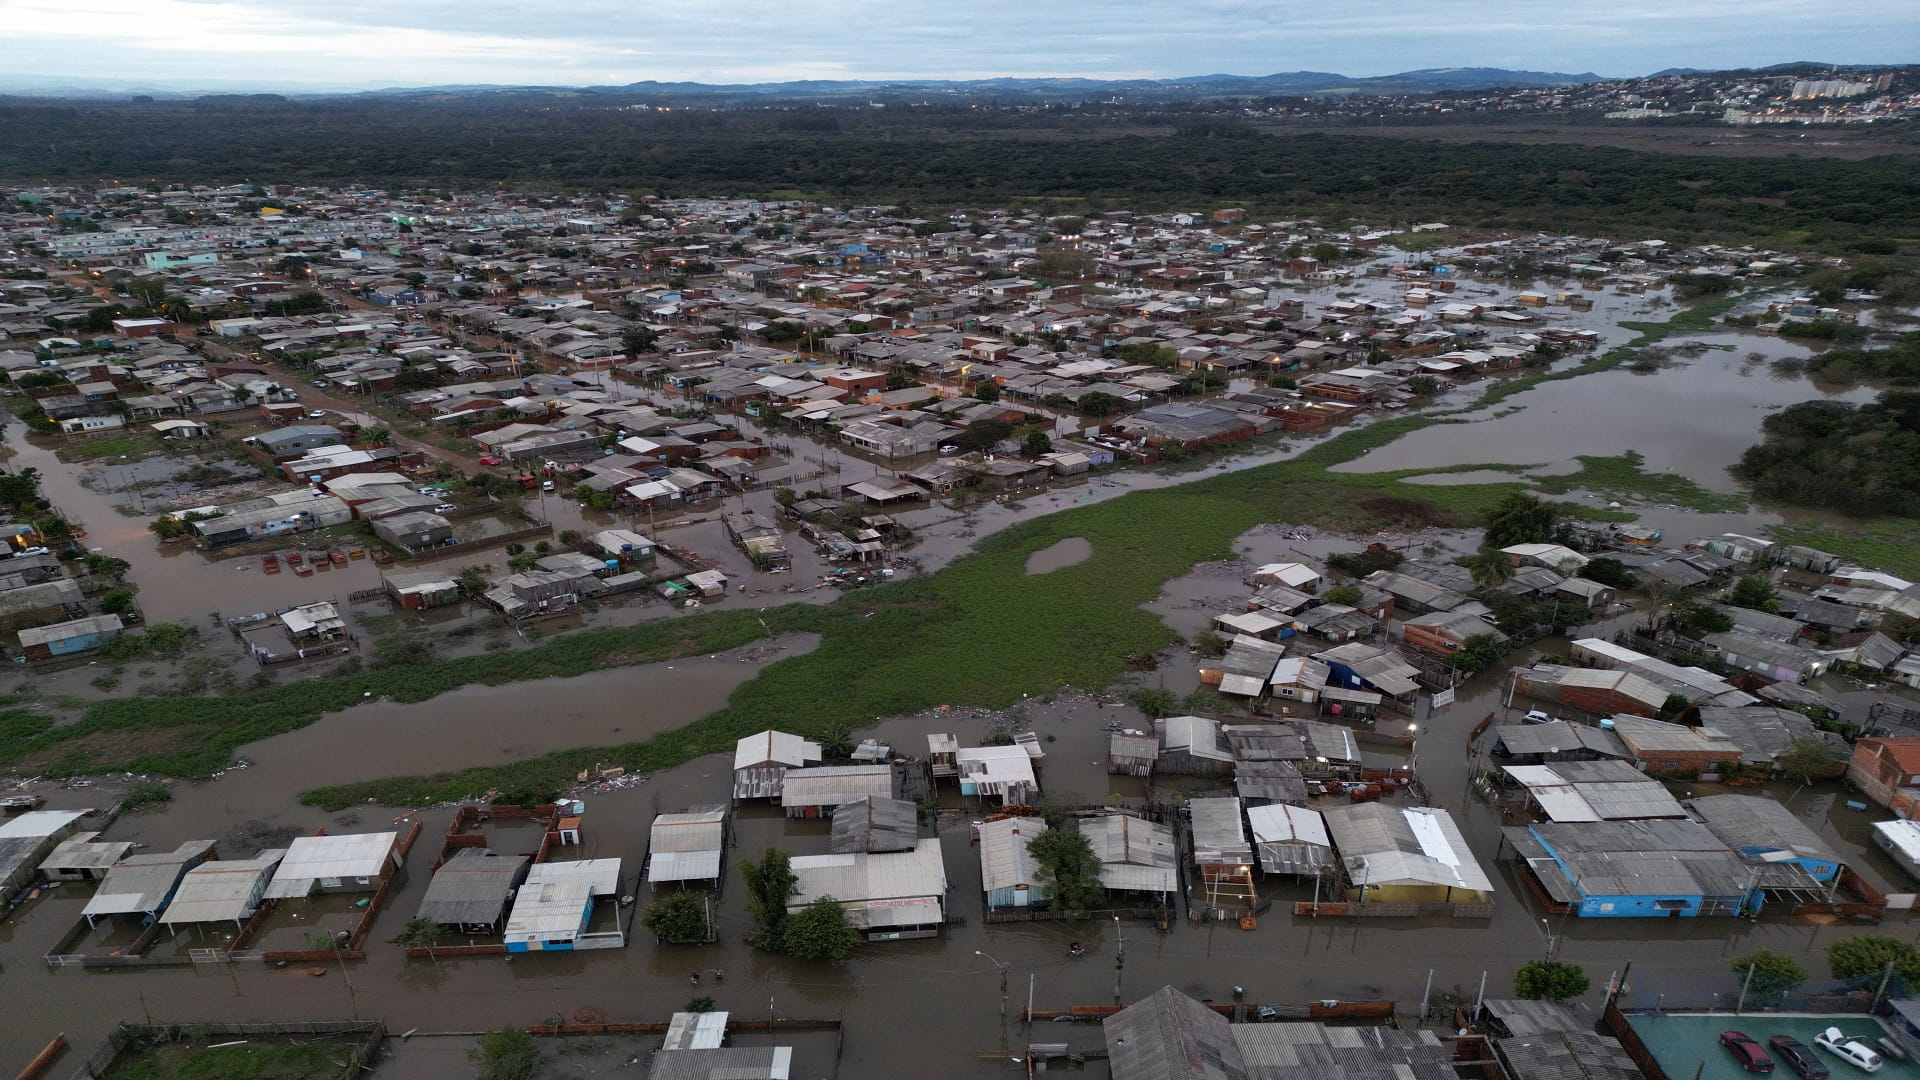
left=1401, top=610, right=1498, bottom=656
left=1609, top=714, right=1743, bottom=779
left=1847, top=738, right=1920, bottom=818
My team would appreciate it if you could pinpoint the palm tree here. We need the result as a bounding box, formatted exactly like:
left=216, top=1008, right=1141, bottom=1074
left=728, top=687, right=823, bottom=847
left=1465, top=547, right=1515, bottom=590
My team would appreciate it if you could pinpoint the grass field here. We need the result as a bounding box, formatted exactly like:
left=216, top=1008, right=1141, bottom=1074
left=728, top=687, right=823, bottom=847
left=1771, top=519, right=1920, bottom=582
left=105, top=1039, right=360, bottom=1079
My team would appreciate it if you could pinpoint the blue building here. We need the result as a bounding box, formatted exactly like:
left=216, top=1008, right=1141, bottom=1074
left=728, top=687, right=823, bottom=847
left=1503, top=818, right=1762, bottom=918
left=18, top=614, right=125, bottom=660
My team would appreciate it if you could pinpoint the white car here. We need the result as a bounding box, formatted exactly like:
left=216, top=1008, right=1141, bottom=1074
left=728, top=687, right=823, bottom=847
left=1815, top=1027, right=1884, bottom=1073
left=1523, top=710, right=1558, bottom=725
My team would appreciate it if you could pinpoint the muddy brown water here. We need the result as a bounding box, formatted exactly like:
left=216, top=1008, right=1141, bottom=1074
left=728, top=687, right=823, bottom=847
left=1025, top=536, right=1092, bottom=575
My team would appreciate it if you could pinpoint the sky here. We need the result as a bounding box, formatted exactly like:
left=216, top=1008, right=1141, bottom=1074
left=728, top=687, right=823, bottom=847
left=0, top=0, right=1912, bottom=91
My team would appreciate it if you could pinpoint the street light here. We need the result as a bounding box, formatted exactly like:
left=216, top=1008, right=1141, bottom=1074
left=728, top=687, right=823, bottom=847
left=976, top=950, right=1010, bottom=1048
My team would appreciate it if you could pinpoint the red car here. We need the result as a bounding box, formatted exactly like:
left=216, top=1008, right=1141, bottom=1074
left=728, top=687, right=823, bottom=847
left=1721, top=1031, right=1775, bottom=1074
left=478, top=456, right=501, bottom=467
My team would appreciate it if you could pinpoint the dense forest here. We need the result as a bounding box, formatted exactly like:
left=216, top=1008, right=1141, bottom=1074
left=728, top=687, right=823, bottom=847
left=1732, top=388, right=1920, bottom=517
left=2, top=98, right=1918, bottom=246
left=1772, top=331, right=1920, bottom=384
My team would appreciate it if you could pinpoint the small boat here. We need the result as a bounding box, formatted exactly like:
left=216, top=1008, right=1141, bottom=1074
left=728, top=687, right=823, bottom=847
left=348, top=548, right=367, bottom=560
left=311, top=556, right=330, bottom=571
left=293, top=562, right=313, bottom=577
left=371, top=549, right=394, bottom=566
left=330, top=551, right=348, bottom=566
left=262, top=554, right=281, bottom=574
left=286, top=551, right=303, bottom=566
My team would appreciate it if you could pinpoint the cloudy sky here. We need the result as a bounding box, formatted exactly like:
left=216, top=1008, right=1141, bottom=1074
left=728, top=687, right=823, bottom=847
left=2, top=0, right=1910, bottom=90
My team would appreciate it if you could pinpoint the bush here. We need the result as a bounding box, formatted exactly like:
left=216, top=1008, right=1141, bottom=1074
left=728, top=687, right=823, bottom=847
left=122, top=778, right=172, bottom=810
left=1129, top=687, right=1178, bottom=718
left=1514, top=960, right=1590, bottom=1001
left=1730, top=950, right=1808, bottom=1000
left=469, top=1026, right=540, bottom=1080
left=642, top=892, right=710, bottom=944
left=780, top=897, right=861, bottom=961
left=1827, top=934, right=1920, bottom=983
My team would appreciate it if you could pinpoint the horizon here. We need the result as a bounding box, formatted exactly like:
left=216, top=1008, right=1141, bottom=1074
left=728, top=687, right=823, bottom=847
left=1, top=0, right=1914, bottom=92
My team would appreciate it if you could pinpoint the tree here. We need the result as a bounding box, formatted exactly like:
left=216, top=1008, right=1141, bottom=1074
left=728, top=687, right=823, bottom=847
left=1463, top=547, right=1515, bottom=590
left=1580, top=557, right=1639, bottom=589
left=1192, top=629, right=1228, bottom=657
left=1129, top=687, right=1178, bottom=718
left=98, top=588, right=138, bottom=617
left=1483, top=494, right=1559, bottom=549
left=740, top=846, right=796, bottom=947
left=1022, top=429, right=1053, bottom=457
left=971, top=380, right=1001, bottom=402
left=1729, top=950, right=1808, bottom=1001
left=1078, top=390, right=1124, bottom=417
left=388, top=916, right=444, bottom=953
left=1407, top=375, right=1439, bottom=396
left=1777, top=736, right=1846, bottom=783
left=1827, top=934, right=1920, bottom=984
left=1727, top=576, right=1781, bottom=613
left=1323, top=583, right=1363, bottom=606
left=147, top=515, right=185, bottom=541
left=1671, top=599, right=1733, bottom=637
left=641, top=892, right=710, bottom=944
left=1654, top=693, right=1698, bottom=724
left=469, top=1026, right=540, bottom=1080
left=1513, top=960, right=1590, bottom=1001
left=780, top=896, right=862, bottom=961
left=1446, top=633, right=1508, bottom=675
left=1028, top=826, right=1107, bottom=917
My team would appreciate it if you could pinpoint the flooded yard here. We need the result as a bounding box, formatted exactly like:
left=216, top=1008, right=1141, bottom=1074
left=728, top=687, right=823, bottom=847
left=1024, top=536, right=1092, bottom=575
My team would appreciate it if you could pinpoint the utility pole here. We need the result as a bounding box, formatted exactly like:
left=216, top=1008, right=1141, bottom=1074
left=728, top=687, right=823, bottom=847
left=1113, top=915, right=1126, bottom=1005
left=1027, top=972, right=1035, bottom=1030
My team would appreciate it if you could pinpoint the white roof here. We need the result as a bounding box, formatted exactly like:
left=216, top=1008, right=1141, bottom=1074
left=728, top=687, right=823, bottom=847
left=1875, top=820, right=1920, bottom=864
left=789, top=837, right=947, bottom=915
left=505, top=880, right=594, bottom=937
left=734, top=729, right=822, bottom=771
left=0, top=809, right=84, bottom=840
left=525, top=858, right=621, bottom=896
left=1246, top=803, right=1330, bottom=849
left=663, top=1011, right=730, bottom=1051
left=263, top=832, right=397, bottom=898
left=160, top=851, right=286, bottom=925
left=1252, top=562, right=1321, bottom=588
left=1215, top=611, right=1285, bottom=636
left=1218, top=673, right=1267, bottom=697
left=1502, top=766, right=1600, bottom=823
left=1501, top=543, right=1589, bottom=569
left=647, top=850, right=721, bottom=883
left=955, top=745, right=1038, bottom=795
left=977, top=816, right=1045, bottom=893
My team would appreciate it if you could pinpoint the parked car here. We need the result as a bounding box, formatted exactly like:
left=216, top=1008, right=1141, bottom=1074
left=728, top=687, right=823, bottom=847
left=311, top=379, right=329, bottom=388
left=1770, top=1036, right=1829, bottom=1080
left=1721, top=1031, right=1775, bottom=1074
left=306, top=410, right=328, bottom=419
left=540, top=480, right=556, bottom=492
left=1814, top=1028, right=1883, bottom=1073
left=478, top=456, right=501, bottom=467
left=1523, top=710, right=1558, bottom=725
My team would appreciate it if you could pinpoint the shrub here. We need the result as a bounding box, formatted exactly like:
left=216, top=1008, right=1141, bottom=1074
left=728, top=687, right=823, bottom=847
left=1514, top=960, right=1590, bottom=1001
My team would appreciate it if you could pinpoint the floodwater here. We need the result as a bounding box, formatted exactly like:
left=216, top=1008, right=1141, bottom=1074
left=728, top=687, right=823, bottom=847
left=1333, top=334, right=1879, bottom=490
left=1024, top=536, right=1092, bottom=575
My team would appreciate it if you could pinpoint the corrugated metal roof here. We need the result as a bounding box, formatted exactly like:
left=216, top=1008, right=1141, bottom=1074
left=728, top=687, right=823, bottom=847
left=780, top=765, right=896, bottom=808
left=159, top=850, right=286, bottom=925
left=1689, top=794, right=1840, bottom=865
left=733, top=729, right=821, bottom=771
left=84, top=840, right=217, bottom=917
left=647, top=1046, right=792, bottom=1080
left=1103, top=986, right=1247, bottom=1080
left=1322, top=804, right=1493, bottom=895
left=525, top=858, right=621, bottom=896
left=649, top=809, right=727, bottom=854
left=661, top=1011, right=729, bottom=1051
left=829, top=796, right=919, bottom=854
left=1189, top=797, right=1251, bottom=865
left=263, top=832, right=398, bottom=898
left=789, top=837, right=947, bottom=916
left=1077, top=813, right=1178, bottom=894
left=416, top=848, right=527, bottom=925
left=978, top=816, right=1046, bottom=894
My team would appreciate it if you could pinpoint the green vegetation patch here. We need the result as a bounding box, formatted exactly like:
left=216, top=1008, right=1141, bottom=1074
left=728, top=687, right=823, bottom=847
left=1530, top=451, right=1748, bottom=514
left=1771, top=519, right=1920, bottom=582
left=105, top=1039, right=356, bottom=1080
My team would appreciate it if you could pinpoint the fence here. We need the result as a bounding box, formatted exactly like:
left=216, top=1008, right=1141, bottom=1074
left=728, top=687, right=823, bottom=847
left=65, top=1021, right=384, bottom=1080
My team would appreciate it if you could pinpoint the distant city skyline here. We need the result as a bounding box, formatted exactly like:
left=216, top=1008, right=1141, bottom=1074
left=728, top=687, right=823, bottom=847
left=0, top=0, right=1912, bottom=92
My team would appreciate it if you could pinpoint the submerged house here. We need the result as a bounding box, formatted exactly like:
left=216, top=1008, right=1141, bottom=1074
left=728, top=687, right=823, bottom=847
left=978, top=816, right=1048, bottom=909
left=1503, top=818, right=1764, bottom=918
left=503, top=858, right=624, bottom=952
left=159, top=850, right=288, bottom=934
left=788, top=837, right=948, bottom=941
left=263, top=831, right=403, bottom=899
left=1322, top=803, right=1493, bottom=905
left=780, top=765, right=896, bottom=819
left=1246, top=802, right=1333, bottom=879
left=1075, top=812, right=1178, bottom=902
left=82, top=840, right=218, bottom=927
left=732, top=729, right=824, bottom=801
left=415, top=848, right=530, bottom=933
left=646, top=808, right=729, bottom=890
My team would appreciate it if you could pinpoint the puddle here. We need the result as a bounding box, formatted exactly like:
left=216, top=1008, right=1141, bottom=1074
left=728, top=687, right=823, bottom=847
left=1025, top=536, right=1092, bottom=575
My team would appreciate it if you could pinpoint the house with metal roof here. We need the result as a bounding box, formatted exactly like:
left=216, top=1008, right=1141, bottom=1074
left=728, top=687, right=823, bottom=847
left=829, top=796, right=919, bottom=854
left=1502, top=818, right=1763, bottom=918
left=1478, top=999, right=1647, bottom=1080
left=1499, top=761, right=1687, bottom=823
left=1701, top=630, right=1828, bottom=684
left=978, top=816, right=1048, bottom=909
left=82, top=840, right=218, bottom=926
left=38, top=830, right=132, bottom=883
left=1201, top=635, right=1287, bottom=697
left=1108, top=731, right=1159, bottom=777
left=732, top=729, right=823, bottom=801
left=1155, top=715, right=1235, bottom=776
left=648, top=1046, right=793, bottom=1080
left=1491, top=721, right=1633, bottom=763
left=1688, top=794, right=1841, bottom=883
left=1246, top=803, right=1333, bottom=878
left=1874, top=820, right=1920, bottom=883
left=1234, top=759, right=1309, bottom=806
left=781, top=765, right=896, bottom=819
left=646, top=808, right=728, bottom=888
left=159, top=850, right=288, bottom=932
left=955, top=745, right=1039, bottom=804
left=0, top=809, right=88, bottom=898
left=1608, top=715, right=1743, bottom=778
left=1314, top=642, right=1422, bottom=702
left=1695, top=705, right=1848, bottom=772
left=1103, top=985, right=1459, bottom=1080
left=416, top=848, right=530, bottom=932
left=1075, top=812, right=1178, bottom=899
left=503, top=858, right=624, bottom=952
left=1189, top=797, right=1256, bottom=913
left=788, top=837, right=947, bottom=941
left=262, top=831, right=403, bottom=899
left=1322, top=803, right=1493, bottom=905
